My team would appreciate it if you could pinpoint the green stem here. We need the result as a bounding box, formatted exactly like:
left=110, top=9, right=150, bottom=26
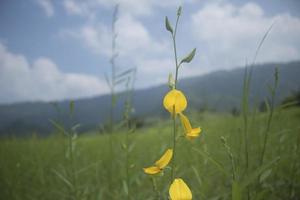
left=151, top=177, right=161, bottom=200
left=289, top=129, right=300, bottom=198
left=125, top=117, right=130, bottom=200
left=259, top=92, right=275, bottom=166
left=173, top=15, right=180, bottom=88
left=68, top=132, right=78, bottom=200
left=170, top=13, right=180, bottom=183
left=124, top=73, right=135, bottom=200
left=221, top=137, right=236, bottom=181
left=171, top=106, right=177, bottom=182
left=107, top=5, right=118, bottom=195
left=242, top=67, right=250, bottom=200
left=260, top=68, right=278, bottom=166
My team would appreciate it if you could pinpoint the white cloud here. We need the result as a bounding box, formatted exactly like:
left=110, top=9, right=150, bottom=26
left=191, top=2, right=300, bottom=70
left=36, top=0, right=55, bottom=17
left=62, top=23, right=111, bottom=56
left=115, top=14, right=169, bottom=58
left=0, top=43, right=108, bottom=104
left=62, top=13, right=172, bottom=88
left=63, top=0, right=98, bottom=19
left=62, top=0, right=193, bottom=17
left=60, top=0, right=202, bottom=89
left=61, top=1, right=300, bottom=90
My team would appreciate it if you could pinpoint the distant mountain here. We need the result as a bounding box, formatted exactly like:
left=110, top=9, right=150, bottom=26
left=0, top=61, right=299, bottom=136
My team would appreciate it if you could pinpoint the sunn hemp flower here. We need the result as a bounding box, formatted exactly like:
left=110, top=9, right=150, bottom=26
left=163, top=89, right=201, bottom=140
left=169, top=178, right=192, bottom=200
left=143, top=149, right=173, bottom=175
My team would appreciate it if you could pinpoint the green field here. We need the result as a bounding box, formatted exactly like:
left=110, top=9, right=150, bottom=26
left=0, top=107, right=299, bottom=200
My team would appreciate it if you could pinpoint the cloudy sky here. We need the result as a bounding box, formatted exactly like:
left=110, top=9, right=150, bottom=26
left=0, top=0, right=300, bottom=104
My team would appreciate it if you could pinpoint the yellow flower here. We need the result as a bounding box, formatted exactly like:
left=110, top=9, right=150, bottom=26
left=163, top=89, right=187, bottom=114
left=169, top=178, right=192, bottom=200
left=143, top=149, right=173, bottom=175
left=179, top=113, right=201, bottom=140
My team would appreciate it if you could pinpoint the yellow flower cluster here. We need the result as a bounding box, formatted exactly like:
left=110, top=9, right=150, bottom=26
left=163, top=89, right=201, bottom=140
left=143, top=6, right=200, bottom=199
left=163, top=89, right=200, bottom=199
left=143, top=149, right=192, bottom=200
left=143, top=89, right=201, bottom=199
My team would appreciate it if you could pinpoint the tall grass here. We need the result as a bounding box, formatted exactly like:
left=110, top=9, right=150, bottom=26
left=104, top=4, right=136, bottom=198
left=1, top=6, right=300, bottom=200
left=0, top=108, right=299, bottom=199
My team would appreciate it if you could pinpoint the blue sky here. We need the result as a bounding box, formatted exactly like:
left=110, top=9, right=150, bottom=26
left=0, top=0, right=300, bottom=104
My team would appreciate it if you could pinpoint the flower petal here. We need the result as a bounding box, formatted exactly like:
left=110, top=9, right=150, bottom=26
left=169, top=178, right=192, bottom=200
left=179, top=113, right=192, bottom=132
left=186, top=127, right=201, bottom=140
left=191, top=127, right=201, bottom=135
left=143, top=166, right=161, bottom=175
left=163, top=89, right=187, bottom=114
left=180, top=113, right=201, bottom=140
left=155, top=149, right=173, bottom=169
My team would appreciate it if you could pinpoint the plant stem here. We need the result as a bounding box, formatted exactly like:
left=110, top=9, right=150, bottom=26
left=173, top=15, right=180, bottom=88
left=125, top=91, right=131, bottom=200
left=242, top=67, right=250, bottom=172
left=171, top=106, right=177, bottom=182
left=170, top=13, right=180, bottom=183
left=125, top=131, right=130, bottom=200
left=221, top=137, right=236, bottom=181
left=289, top=128, right=300, bottom=198
left=108, top=5, right=118, bottom=195
left=68, top=132, right=78, bottom=200
left=151, top=177, right=161, bottom=200
left=259, top=90, right=276, bottom=166
left=242, top=66, right=250, bottom=200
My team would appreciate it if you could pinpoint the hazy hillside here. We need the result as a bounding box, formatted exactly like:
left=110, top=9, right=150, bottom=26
left=0, top=61, right=299, bottom=135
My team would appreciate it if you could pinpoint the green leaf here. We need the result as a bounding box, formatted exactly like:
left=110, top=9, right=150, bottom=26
left=177, top=6, right=182, bottom=16
left=241, top=156, right=279, bottom=189
left=165, top=16, right=173, bottom=34
left=49, top=119, right=66, bottom=135
left=280, top=100, right=299, bottom=108
left=128, top=142, right=136, bottom=153
left=191, top=166, right=202, bottom=186
left=72, top=133, right=78, bottom=141
left=116, top=68, right=134, bottom=78
left=122, top=180, right=129, bottom=195
left=232, top=181, right=242, bottom=200
left=192, top=147, right=230, bottom=177
left=115, top=77, right=127, bottom=85
left=71, top=123, right=81, bottom=132
left=180, top=48, right=196, bottom=65
left=259, top=169, right=272, bottom=183
left=121, top=143, right=127, bottom=150
left=52, top=169, right=73, bottom=189
left=104, top=73, right=111, bottom=89
left=264, top=98, right=270, bottom=112
left=168, top=73, right=175, bottom=89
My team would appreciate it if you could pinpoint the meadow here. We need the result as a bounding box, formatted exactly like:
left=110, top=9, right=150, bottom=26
left=1, top=5, right=300, bottom=200
left=0, top=106, right=299, bottom=200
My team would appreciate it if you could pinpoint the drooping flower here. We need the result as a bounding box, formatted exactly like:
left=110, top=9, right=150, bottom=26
left=169, top=178, right=192, bottom=200
left=143, top=149, right=173, bottom=175
left=179, top=113, right=201, bottom=140
left=163, top=89, right=187, bottom=114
